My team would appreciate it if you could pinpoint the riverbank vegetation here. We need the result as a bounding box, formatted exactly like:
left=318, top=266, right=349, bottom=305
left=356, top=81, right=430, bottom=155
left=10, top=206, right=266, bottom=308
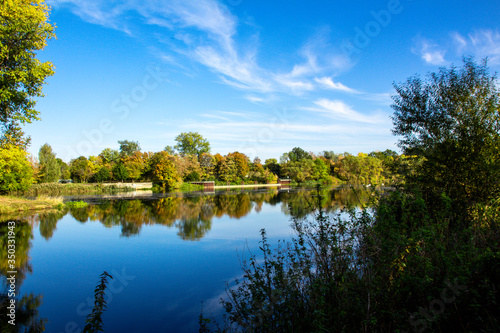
left=0, top=196, right=90, bottom=217
left=1, top=134, right=410, bottom=195
left=0, top=196, right=63, bottom=215
left=13, top=183, right=134, bottom=197
left=199, top=58, right=500, bottom=332
left=10, top=186, right=373, bottom=240
left=0, top=182, right=127, bottom=215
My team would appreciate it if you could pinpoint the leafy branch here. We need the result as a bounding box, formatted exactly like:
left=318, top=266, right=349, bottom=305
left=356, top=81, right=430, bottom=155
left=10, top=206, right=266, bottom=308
left=83, top=271, right=113, bottom=333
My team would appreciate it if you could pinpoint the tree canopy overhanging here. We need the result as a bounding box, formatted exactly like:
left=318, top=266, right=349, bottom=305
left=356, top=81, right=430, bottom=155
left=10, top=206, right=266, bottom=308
left=0, top=0, right=55, bottom=147
left=391, top=57, right=500, bottom=206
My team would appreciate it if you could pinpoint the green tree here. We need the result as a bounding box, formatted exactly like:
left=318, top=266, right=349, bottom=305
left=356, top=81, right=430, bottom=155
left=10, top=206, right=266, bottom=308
left=164, top=145, right=175, bottom=155
left=92, top=166, right=111, bottom=182
left=392, top=57, right=500, bottom=205
left=0, top=144, right=34, bottom=192
left=122, top=151, right=147, bottom=182
left=149, top=151, right=181, bottom=190
left=321, top=150, right=339, bottom=162
left=199, top=152, right=215, bottom=180
left=38, top=143, right=60, bottom=183
left=281, top=159, right=314, bottom=183
left=335, top=153, right=384, bottom=184
left=69, top=156, right=93, bottom=183
left=288, top=147, right=311, bottom=162
left=0, top=121, right=30, bottom=149
left=217, top=155, right=238, bottom=182
left=0, top=0, right=55, bottom=147
left=264, top=158, right=281, bottom=177
left=56, top=158, right=70, bottom=180
left=112, top=162, right=128, bottom=182
left=369, top=149, right=400, bottom=183
left=174, top=132, right=210, bottom=156
left=98, top=148, right=120, bottom=164
left=226, top=151, right=249, bottom=180
left=118, top=140, right=140, bottom=157
left=312, top=158, right=330, bottom=182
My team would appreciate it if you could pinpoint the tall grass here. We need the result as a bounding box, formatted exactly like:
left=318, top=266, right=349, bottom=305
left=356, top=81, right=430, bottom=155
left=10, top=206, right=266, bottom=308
left=0, top=196, right=64, bottom=215
left=9, top=183, right=134, bottom=197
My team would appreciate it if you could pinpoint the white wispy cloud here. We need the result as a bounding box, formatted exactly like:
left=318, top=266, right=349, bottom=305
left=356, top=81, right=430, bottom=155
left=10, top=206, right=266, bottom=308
left=175, top=109, right=392, bottom=158
left=52, top=0, right=357, bottom=96
left=423, top=51, right=446, bottom=65
left=273, top=75, right=315, bottom=94
left=412, top=38, right=447, bottom=65
left=415, top=30, right=500, bottom=67
left=306, top=99, right=385, bottom=124
left=48, top=0, right=134, bottom=33
left=452, top=30, right=500, bottom=64
left=361, top=92, right=392, bottom=106
left=218, top=111, right=257, bottom=119
left=199, top=113, right=229, bottom=121
left=140, top=0, right=237, bottom=44
left=314, top=77, right=359, bottom=93
left=272, top=28, right=354, bottom=95
left=194, top=46, right=273, bottom=92
left=452, top=32, right=468, bottom=53
left=245, top=95, right=265, bottom=103
left=288, top=49, right=319, bottom=78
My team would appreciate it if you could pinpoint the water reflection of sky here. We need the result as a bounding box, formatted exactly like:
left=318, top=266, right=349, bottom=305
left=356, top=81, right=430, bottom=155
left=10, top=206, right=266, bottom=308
left=22, top=203, right=292, bottom=332
left=12, top=186, right=376, bottom=332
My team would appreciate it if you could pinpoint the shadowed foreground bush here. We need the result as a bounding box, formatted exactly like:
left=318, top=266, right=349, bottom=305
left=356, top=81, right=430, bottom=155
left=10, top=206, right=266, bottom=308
left=200, top=189, right=500, bottom=332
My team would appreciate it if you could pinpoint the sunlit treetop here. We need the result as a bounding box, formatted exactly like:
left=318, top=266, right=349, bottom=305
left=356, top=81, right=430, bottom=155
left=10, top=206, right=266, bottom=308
left=0, top=0, right=55, bottom=145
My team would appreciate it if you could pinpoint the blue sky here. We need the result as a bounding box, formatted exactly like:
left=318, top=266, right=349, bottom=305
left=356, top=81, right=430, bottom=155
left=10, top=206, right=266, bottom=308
left=30, top=0, right=500, bottom=162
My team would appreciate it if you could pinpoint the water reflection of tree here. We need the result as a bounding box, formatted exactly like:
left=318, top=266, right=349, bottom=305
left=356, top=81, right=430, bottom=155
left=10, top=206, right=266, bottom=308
left=0, top=222, right=32, bottom=285
left=279, top=186, right=375, bottom=219
left=0, top=221, right=46, bottom=332
left=11, top=186, right=379, bottom=242
left=213, top=193, right=253, bottom=219
left=0, top=292, right=46, bottom=332
left=38, top=211, right=65, bottom=240
left=176, top=217, right=212, bottom=240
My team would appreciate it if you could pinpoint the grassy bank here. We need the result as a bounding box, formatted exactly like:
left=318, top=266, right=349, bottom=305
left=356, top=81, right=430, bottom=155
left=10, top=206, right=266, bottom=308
left=178, top=183, right=204, bottom=192
left=0, top=196, right=90, bottom=218
left=0, top=196, right=64, bottom=215
left=9, top=183, right=135, bottom=197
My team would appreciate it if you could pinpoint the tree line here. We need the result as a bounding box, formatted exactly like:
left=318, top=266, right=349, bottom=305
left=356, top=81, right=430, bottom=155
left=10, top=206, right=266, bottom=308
left=12, top=186, right=372, bottom=241
left=1, top=131, right=415, bottom=194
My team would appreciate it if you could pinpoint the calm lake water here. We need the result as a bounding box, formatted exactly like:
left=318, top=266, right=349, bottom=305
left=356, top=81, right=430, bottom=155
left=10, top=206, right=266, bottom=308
left=1, top=186, right=375, bottom=333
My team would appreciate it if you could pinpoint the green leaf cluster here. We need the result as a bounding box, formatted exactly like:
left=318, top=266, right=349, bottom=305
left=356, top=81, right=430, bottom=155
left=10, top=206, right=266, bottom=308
left=38, top=143, right=60, bottom=183
left=0, top=0, right=55, bottom=145
left=0, top=144, right=33, bottom=193
left=174, top=132, right=210, bottom=156
left=392, top=57, right=500, bottom=207
left=83, top=271, right=113, bottom=333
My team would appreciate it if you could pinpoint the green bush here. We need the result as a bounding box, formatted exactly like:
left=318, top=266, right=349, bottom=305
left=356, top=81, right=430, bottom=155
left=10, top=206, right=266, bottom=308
left=201, top=188, right=500, bottom=332
left=65, top=201, right=88, bottom=209
left=0, top=145, right=34, bottom=193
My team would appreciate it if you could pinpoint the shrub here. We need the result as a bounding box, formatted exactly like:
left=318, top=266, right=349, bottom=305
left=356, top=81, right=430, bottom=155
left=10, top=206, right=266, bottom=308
left=0, top=145, right=34, bottom=193
left=202, top=188, right=500, bottom=332
left=149, top=151, right=182, bottom=191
